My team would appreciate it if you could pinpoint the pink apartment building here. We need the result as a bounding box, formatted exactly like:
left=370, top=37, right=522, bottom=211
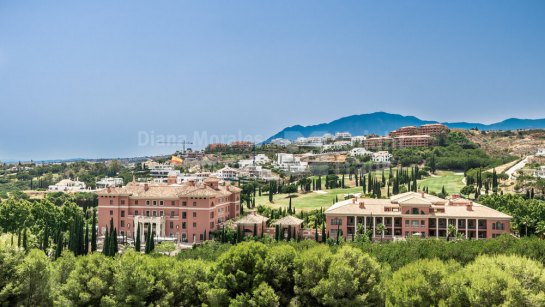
left=97, top=178, right=241, bottom=243
left=325, top=192, right=511, bottom=240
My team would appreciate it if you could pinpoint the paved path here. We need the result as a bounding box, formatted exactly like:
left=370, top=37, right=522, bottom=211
left=505, top=156, right=532, bottom=179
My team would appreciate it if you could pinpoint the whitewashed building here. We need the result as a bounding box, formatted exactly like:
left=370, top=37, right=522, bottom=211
left=372, top=151, right=392, bottom=163
left=349, top=148, right=373, bottom=157
left=48, top=179, right=87, bottom=192
left=96, top=177, right=124, bottom=188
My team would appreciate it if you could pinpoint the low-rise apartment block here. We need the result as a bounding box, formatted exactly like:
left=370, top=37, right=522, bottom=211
left=325, top=192, right=511, bottom=240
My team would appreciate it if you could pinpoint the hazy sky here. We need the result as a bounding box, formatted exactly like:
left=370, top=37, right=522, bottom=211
left=1, top=1, right=544, bottom=161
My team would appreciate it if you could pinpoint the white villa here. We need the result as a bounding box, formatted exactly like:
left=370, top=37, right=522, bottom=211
left=276, top=153, right=308, bottom=173
left=238, top=154, right=270, bottom=168
left=349, top=147, right=373, bottom=157
left=536, top=148, right=545, bottom=157
left=48, top=179, right=87, bottom=192
left=96, top=177, right=124, bottom=188
left=372, top=151, right=393, bottom=163
left=270, top=138, right=292, bottom=146
left=534, top=166, right=545, bottom=179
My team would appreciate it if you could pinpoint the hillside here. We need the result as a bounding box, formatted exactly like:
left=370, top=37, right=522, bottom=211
left=264, top=112, right=545, bottom=143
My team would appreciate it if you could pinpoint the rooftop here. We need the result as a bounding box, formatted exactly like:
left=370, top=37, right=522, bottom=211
left=325, top=192, right=512, bottom=219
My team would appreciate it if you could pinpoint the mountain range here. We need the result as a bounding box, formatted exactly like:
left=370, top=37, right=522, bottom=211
left=264, top=112, right=545, bottom=143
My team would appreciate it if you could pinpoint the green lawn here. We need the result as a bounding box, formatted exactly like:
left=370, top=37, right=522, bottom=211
left=417, top=171, right=465, bottom=195
left=253, top=170, right=465, bottom=212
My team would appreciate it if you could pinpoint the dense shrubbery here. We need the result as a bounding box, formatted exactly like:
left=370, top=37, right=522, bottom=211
left=3, top=236, right=545, bottom=306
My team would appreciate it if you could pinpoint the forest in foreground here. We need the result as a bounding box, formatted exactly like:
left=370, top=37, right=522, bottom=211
left=2, top=236, right=545, bottom=306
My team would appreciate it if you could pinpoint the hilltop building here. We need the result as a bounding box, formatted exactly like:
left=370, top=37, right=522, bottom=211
left=325, top=192, right=511, bottom=240
left=389, top=123, right=449, bottom=137
left=97, top=178, right=241, bottom=243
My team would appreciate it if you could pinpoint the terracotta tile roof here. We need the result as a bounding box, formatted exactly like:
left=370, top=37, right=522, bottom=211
left=325, top=192, right=512, bottom=219
left=96, top=181, right=239, bottom=199
left=272, top=215, right=304, bottom=226
left=235, top=213, right=269, bottom=225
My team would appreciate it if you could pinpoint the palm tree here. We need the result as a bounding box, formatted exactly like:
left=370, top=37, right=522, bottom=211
left=536, top=221, right=545, bottom=239
left=376, top=223, right=386, bottom=242
left=520, top=216, right=533, bottom=237
left=447, top=224, right=457, bottom=241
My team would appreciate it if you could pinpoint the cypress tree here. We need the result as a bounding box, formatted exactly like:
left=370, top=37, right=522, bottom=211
left=253, top=223, right=257, bottom=238
left=54, top=230, right=63, bottom=260
left=17, top=228, right=21, bottom=247
left=42, top=225, right=49, bottom=252
left=91, top=209, right=97, bottom=252
left=314, top=221, right=318, bottom=242
left=288, top=196, right=292, bottom=214
left=84, top=223, right=89, bottom=255
left=321, top=222, right=326, bottom=243
left=135, top=223, right=141, bottom=252
left=336, top=223, right=340, bottom=244
left=22, top=228, right=28, bottom=252
left=103, top=226, right=109, bottom=256
left=287, top=225, right=291, bottom=241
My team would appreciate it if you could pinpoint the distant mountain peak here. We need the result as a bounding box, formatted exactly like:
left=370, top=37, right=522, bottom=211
left=264, top=112, right=545, bottom=143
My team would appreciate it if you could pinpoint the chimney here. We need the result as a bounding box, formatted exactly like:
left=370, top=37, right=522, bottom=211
left=466, top=202, right=473, bottom=211
left=452, top=194, right=460, bottom=199
left=359, top=201, right=365, bottom=209
left=107, top=187, right=111, bottom=193
left=144, top=183, right=149, bottom=191
left=421, top=192, right=425, bottom=198
left=352, top=197, right=356, bottom=204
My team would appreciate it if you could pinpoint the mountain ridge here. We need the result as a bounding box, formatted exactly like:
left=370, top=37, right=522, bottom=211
left=264, top=112, right=545, bottom=143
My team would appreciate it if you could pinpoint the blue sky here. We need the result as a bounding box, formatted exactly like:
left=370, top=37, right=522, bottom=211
left=1, top=1, right=544, bottom=161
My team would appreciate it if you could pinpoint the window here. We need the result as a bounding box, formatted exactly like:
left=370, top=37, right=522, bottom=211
left=153, top=211, right=157, bottom=217
left=170, top=211, right=175, bottom=218
left=211, top=202, right=214, bottom=207
left=135, top=200, right=139, bottom=205
left=182, top=212, right=187, bottom=219
left=146, top=200, right=150, bottom=206
left=120, top=220, right=125, bottom=227
left=200, top=234, right=204, bottom=241
left=146, top=210, right=150, bottom=217
left=411, top=208, right=419, bottom=215
left=331, top=218, right=342, bottom=225
left=193, top=202, right=197, bottom=206
left=121, top=210, right=125, bottom=217
left=182, top=222, right=186, bottom=229
left=170, top=221, right=174, bottom=229
left=493, top=221, right=505, bottom=230
left=110, top=210, right=113, bottom=216
left=182, top=201, right=187, bottom=206
left=171, top=200, right=175, bottom=206
left=210, top=212, right=214, bottom=218
left=160, top=200, right=164, bottom=206
left=109, top=200, right=113, bottom=205
left=193, top=222, right=197, bottom=228
left=210, top=222, right=214, bottom=229
left=121, top=200, right=125, bottom=205
left=160, top=211, right=164, bottom=216
left=153, top=201, right=157, bottom=206
left=193, top=212, right=197, bottom=218
left=135, top=210, right=139, bottom=216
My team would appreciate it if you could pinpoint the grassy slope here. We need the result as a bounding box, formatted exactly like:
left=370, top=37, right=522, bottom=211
left=417, top=171, right=465, bottom=195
